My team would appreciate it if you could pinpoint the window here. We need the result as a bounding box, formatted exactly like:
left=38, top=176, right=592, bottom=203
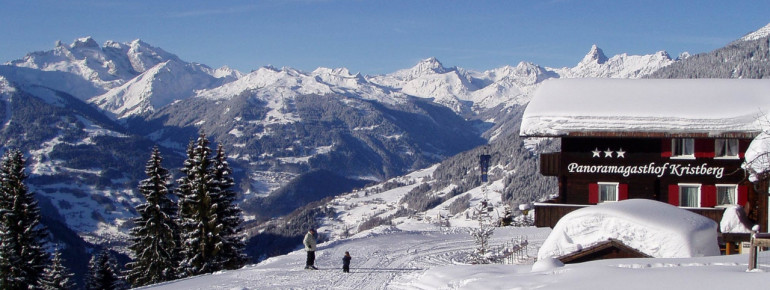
left=599, top=182, right=618, bottom=202
left=672, top=138, right=694, bottom=158
left=715, top=139, right=739, bottom=158
left=716, top=184, right=737, bottom=206
left=679, top=184, right=701, bottom=207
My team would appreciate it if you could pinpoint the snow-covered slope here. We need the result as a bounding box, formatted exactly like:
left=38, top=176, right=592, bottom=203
left=739, top=23, right=770, bottom=42
left=88, top=59, right=229, bottom=118
left=143, top=216, right=767, bottom=290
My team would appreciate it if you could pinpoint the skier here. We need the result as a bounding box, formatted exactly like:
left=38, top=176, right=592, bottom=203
left=342, top=251, right=351, bottom=273
left=304, top=228, right=318, bottom=270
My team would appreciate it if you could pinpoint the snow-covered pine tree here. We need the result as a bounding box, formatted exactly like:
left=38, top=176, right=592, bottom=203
left=0, top=149, right=49, bottom=289
left=211, top=144, right=247, bottom=270
left=0, top=220, right=24, bottom=289
left=86, top=249, right=126, bottom=290
left=126, top=147, right=180, bottom=287
left=37, top=248, right=75, bottom=290
left=176, top=133, right=230, bottom=276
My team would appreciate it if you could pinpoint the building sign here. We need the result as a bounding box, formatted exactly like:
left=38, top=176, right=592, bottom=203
left=566, top=162, right=725, bottom=179
left=566, top=147, right=728, bottom=178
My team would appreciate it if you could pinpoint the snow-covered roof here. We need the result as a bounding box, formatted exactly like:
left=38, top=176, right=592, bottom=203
left=537, top=199, right=720, bottom=260
left=520, top=78, right=770, bottom=137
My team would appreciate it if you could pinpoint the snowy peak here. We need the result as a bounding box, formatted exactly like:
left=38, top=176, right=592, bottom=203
left=580, top=44, right=609, bottom=65
left=382, top=57, right=452, bottom=83
left=210, top=65, right=244, bottom=80
left=89, top=59, right=228, bottom=118
left=2, top=37, right=241, bottom=117
left=413, top=57, right=448, bottom=75
left=71, top=36, right=100, bottom=49
left=125, top=39, right=181, bottom=73
left=102, top=38, right=182, bottom=74
left=566, top=45, right=674, bottom=79
left=196, top=65, right=400, bottom=109
left=739, top=22, right=770, bottom=42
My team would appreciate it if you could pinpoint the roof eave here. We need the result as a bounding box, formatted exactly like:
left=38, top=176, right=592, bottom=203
left=520, top=131, right=761, bottom=139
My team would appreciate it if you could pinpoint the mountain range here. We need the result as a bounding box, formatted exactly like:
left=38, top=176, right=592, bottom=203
left=1, top=22, right=769, bottom=281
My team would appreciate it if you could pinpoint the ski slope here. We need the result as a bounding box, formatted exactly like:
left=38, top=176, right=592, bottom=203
left=140, top=226, right=549, bottom=289
left=139, top=222, right=770, bottom=289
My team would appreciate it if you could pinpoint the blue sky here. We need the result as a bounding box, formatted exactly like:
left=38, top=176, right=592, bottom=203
left=1, top=0, right=769, bottom=75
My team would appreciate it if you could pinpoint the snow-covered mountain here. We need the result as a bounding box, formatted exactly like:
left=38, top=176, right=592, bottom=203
left=3, top=22, right=769, bottom=282
left=367, top=45, right=674, bottom=116
left=1, top=22, right=768, bottom=286
left=0, top=35, right=678, bottom=241
left=89, top=59, right=233, bottom=118
left=2, top=37, right=239, bottom=118
left=558, top=44, right=674, bottom=78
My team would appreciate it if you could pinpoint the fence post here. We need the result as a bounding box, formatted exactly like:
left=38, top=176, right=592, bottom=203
left=749, top=227, right=757, bottom=271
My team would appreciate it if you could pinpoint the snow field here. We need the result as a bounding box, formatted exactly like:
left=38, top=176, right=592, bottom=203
left=140, top=224, right=770, bottom=290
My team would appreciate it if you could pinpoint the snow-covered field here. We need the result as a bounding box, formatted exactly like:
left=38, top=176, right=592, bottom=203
left=141, top=223, right=769, bottom=290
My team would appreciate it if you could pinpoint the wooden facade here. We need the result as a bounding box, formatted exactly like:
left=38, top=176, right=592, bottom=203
left=535, top=136, right=768, bottom=232
left=557, top=239, right=652, bottom=264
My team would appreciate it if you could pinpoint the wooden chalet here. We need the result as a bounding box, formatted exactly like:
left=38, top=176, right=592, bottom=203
left=520, top=78, right=770, bottom=234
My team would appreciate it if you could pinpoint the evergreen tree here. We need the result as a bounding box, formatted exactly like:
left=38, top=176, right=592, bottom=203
left=86, top=249, right=125, bottom=290
left=37, top=249, right=76, bottom=290
left=176, top=134, right=219, bottom=276
left=0, top=221, right=25, bottom=289
left=176, top=135, right=247, bottom=277
left=126, top=147, right=180, bottom=287
left=211, top=144, right=247, bottom=270
left=0, top=149, right=49, bottom=289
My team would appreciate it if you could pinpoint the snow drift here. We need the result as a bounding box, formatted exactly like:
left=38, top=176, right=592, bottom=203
left=537, top=199, right=720, bottom=260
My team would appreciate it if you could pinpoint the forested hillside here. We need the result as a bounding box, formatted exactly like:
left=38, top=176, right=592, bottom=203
left=649, top=35, right=770, bottom=79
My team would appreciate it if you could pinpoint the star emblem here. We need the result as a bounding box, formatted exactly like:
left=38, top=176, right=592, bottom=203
left=592, top=148, right=601, bottom=158
left=616, top=148, right=626, bottom=158
left=604, top=148, right=614, bottom=158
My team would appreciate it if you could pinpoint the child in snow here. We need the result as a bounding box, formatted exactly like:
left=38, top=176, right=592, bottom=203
left=342, top=251, right=351, bottom=273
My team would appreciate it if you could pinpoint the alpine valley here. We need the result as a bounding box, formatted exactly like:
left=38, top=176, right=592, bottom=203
left=2, top=22, right=769, bottom=283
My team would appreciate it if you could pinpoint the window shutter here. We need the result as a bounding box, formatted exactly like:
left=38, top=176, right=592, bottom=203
left=668, top=184, right=679, bottom=206
left=701, top=185, right=717, bottom=207
left=661, top=139, right=672, bottom=157
left=589, top=183, right=598, bottom=204
left=738, top=185, right=748, bottom=207
left=695, top=139, right=714, bottom=158
left=618, top=184, right=628, bottom=200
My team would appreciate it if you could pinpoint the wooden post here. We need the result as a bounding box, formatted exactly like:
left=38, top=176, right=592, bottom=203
left=749, top=228, right=757, bottom=270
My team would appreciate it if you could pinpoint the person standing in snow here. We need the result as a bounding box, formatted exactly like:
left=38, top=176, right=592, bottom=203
left=304, top=228, right=318, bottom=269
left=342, top=251, right=351, bottom=273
